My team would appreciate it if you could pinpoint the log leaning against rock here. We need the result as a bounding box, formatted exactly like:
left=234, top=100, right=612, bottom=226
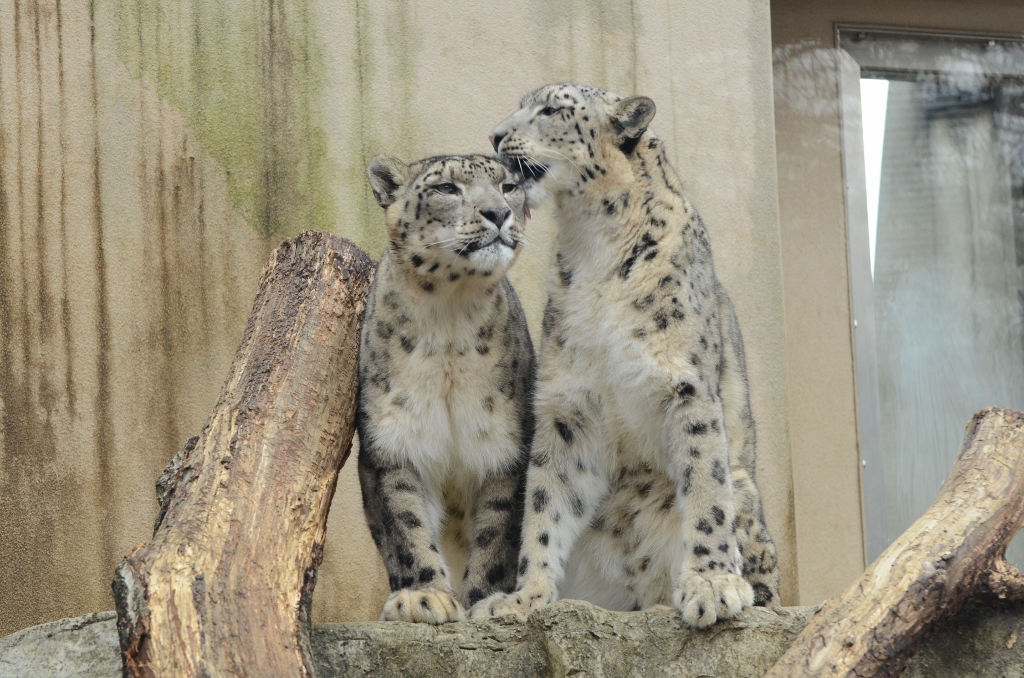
left=766, top=407, right=1024, bottom=678
left=111, top=231, right=375, bottom=678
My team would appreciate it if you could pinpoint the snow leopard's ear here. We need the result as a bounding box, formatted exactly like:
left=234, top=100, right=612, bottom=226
left=367, top=155, right=409, bottom=208
left=611, top=96, right=656, bottom=151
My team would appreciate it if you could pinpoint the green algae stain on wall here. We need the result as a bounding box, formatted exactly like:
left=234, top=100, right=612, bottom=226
left=105, top=0, right=336, bottom=239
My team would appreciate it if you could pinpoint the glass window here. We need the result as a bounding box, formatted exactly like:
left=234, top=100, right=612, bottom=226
left=839, top=29, right=1024, bottom=563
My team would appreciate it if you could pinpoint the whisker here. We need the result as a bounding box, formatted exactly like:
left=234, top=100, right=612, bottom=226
left=531, top=148, right=584, bottom=177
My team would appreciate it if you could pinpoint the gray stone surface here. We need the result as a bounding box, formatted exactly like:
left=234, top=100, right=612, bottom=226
left=0, top=611, right=121, bottom=678
left=904, top=602, right=1024, bottom=678
left=3, top=600, right=1024, bottom=677
left=312, top=601, right=816, bottom=678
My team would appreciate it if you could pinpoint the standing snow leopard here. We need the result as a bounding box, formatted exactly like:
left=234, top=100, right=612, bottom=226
left=471, top=84, right=780, bottom=628
left=357, top=154, right=535, bottom=624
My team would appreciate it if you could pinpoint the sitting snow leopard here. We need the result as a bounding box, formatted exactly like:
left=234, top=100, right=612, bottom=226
left=472, top=84, right=780, bottom=628
left=357, top=153, right=536, bottom=624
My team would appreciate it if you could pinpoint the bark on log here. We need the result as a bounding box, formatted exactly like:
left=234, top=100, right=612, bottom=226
left=766, top=406, right=1024, bottom=678
left=111, top=231, right=375, bottom=678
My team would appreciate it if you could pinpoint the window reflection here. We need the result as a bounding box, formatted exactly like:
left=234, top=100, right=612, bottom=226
left=841, top=30, right=1024, bottom=565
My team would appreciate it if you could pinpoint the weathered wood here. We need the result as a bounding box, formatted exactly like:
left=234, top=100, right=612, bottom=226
left=766, top=407, right=1024, bottom=678
left=111, top=231, right=375, bottom=678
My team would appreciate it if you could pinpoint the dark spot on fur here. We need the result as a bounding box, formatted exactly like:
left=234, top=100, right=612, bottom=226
left=476, top=527, right=498, bottom=548
left=468, top=588, right=485, bottom=605
left=661, top=494, right=675, bottom=511
left=539, top=532, right=549, bottom=546
left=487, top=497, right=515, bottom=512
left=637, top=482, right=652, bottom=498
left=420, top=281, right=435, bottom=292
left=686, top=421, right=708, bottom=435
left=712, top=506, right=726, bottom=526
left=568, top=492, right=585, bottom=518
left=753, top=583, right=773, bottom=607
left=411, top=254, right=424, bottom=267
left=694, top=544, right=711, bottom=557
left=718, top=543, right=730, bottom=553
left=487, top=563, right=507, bottom=586
left=697, top=519, right=713, bottom=535
left=518, top=556, right=530, bottom=576
left=554, top=419, right=574, bottom=444
left=396, top=511, right=422, bottom=529
left=400, top=336, right=416, bottom=353
left=682, top=466, right=693, bottom=495
left=619, top=134, right=642, bottom=155
left=449, top=272, right=460, bottom=281
left=533, top=488, right=550, bottom=512
left=418, top=567, right=436, bottom=583
left=397, top=546, right=415, bottom=569
left=635, top=293, right=655, bottom=310
left=712, top=459, right=726, bottom=485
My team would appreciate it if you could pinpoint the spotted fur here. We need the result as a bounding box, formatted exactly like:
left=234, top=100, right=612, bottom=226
left=472, top=84, right=779, bottom=628
left=358, top=154, right=535, bottom=624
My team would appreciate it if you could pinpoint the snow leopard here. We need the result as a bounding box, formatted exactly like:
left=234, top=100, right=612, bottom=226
left=471, top=83, right=779, bottom=628
left=357, top=154, right=535, bottom=624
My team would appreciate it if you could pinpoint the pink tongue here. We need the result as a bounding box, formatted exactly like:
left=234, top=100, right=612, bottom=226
left=525, top=205, right=532, bottom=219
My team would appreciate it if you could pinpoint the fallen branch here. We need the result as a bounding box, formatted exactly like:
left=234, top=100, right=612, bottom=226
left=766, top=407, right=1024, bottom=678
left=111, top=231, right=374, bottom=677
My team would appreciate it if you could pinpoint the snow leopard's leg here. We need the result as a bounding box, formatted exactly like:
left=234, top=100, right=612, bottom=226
left=358, top=447, right=465, bottom=624
left=731, top=468, right=779, bottom=606
left=461, top=465, right=526, bottom=608
left=469, top=384, right=610, bottom=619
left=666, top=384, right=754, bottom=628
left=718, top=287, right=780, bottom=606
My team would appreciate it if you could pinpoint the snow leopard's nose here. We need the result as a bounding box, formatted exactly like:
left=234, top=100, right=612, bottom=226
left=490, top=132, right=506, bottom=153
left=481, top=206, right=510, bottom=227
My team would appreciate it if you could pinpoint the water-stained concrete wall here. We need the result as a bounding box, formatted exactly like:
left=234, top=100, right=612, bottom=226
left=0, top=0, right=792, bottom=635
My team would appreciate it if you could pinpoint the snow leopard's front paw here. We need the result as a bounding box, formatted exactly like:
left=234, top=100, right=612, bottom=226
left=672, top=570, right=753, bottom=628
left=381, top=588, right=467, bottom=624
left=468, top=580, right=554, bottom=619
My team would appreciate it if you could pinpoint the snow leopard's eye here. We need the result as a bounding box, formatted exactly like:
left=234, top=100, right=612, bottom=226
left=539, top=106, right=560, bottom=117
left=501, top=183, right=519, bottom=194
left=433, top=183, right=460, bottom=195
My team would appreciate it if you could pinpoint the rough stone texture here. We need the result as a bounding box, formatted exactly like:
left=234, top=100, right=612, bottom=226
left=311, top=601, right=815, bottom=678
left=0, top=612, right=121, bottom=678
left=4, top=601, right=1024, bottom=677
left=903, top=602, right=1024, bottom=678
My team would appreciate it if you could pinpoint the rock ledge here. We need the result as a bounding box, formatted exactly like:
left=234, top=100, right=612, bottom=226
left=2, top=600, right=1024, bottom=676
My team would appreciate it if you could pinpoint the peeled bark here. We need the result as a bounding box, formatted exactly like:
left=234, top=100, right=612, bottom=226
left=111, top=231, right=375, bottom=678
left=766, top=407, right=1024, bottom=678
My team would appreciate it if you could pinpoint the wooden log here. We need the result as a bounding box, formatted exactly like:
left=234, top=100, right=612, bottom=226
left=765, top=407, right=1024, bottom=678
left=111, top=231, right=375, bottom=678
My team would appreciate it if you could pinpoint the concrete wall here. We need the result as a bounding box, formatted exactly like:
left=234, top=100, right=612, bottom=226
left=771, top=0, right=1024, bottom=605
left=0, top=0, right=793, bottom=635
